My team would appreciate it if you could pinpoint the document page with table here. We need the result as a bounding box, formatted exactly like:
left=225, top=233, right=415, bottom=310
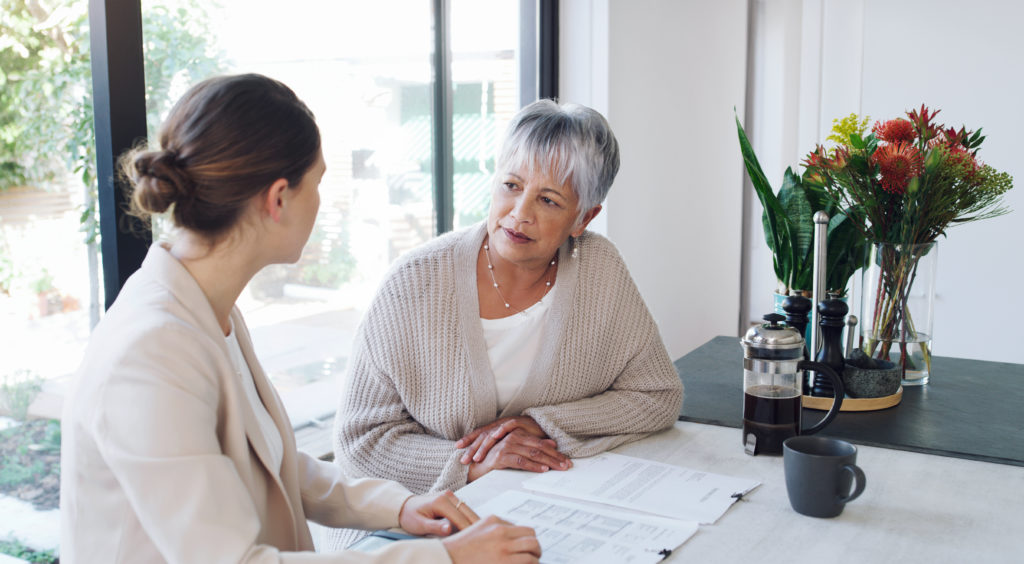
left=473, top=452, right=760, bottom=563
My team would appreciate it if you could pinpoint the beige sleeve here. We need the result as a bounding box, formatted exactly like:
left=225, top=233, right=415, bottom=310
left=523, top=308, right=683, bottom=457
left=333, top=339, right=470, bottom=495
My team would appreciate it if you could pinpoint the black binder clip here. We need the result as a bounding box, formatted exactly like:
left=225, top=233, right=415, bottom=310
left=658, top=548, right=672, bottom=560
left=731, top=491, right=746, bottom=501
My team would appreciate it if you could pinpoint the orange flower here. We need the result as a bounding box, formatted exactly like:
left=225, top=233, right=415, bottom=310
left=829, top=146, right=850, bottom=170
left=802, top=145, right=829, bottom=169
left=871, top=143, right=923, bottom=194
left=872, top=118, right=916, bottom=144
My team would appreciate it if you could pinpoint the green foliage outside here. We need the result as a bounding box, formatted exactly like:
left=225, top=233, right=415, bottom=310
left=0, top=370, right=43, bottom=421
left=1, top=0, right=226, bottom=190
left=0, top=537, right=57, bottom=564
left=300, top=222, right=357, bottom=288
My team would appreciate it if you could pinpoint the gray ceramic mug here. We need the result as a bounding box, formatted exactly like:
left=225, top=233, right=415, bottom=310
left=783, top=436, right=866, bottom=518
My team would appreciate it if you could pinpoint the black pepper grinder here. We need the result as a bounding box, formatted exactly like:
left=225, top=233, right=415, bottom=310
left=812, top=295, right=848, bottom=397
left=781, top=294, right=812, bottom=360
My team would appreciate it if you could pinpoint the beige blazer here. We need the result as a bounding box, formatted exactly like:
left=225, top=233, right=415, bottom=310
left=60, top=244, right=451, bottom=563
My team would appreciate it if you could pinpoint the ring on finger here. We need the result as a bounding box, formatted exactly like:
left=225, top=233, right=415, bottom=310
left=455, top=499, right=464, bottom=510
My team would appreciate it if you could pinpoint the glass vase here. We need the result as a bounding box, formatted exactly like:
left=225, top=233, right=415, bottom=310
left=860, top=242, right=937, bottom=386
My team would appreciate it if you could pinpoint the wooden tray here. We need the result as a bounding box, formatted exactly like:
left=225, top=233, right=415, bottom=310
left=802, top=387, right=902, bottom=412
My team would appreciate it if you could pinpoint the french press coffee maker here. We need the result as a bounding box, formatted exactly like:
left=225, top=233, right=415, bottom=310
left=740, top=313, right=845, bottom=455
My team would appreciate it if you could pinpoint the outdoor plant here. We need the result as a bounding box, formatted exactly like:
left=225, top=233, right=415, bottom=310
left=801, top=105, right=1013, bottom=365
left=735, top=116, right=867, bottom=298
left=0, top=537, right=57, bottom=564
left=0, top=370, right=43, bottom=421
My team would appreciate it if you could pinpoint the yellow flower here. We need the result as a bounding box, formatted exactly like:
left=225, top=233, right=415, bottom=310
left=827, top=113, right=871, bottom=146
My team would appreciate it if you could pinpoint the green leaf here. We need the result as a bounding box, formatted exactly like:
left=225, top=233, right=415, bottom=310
left=779, top=169, right=814, bottom=291
left=824, top=212, right=867, bottom=293
left=850, top=133, right=865, bottom=149
left=736, top=114, right=794, bottom=286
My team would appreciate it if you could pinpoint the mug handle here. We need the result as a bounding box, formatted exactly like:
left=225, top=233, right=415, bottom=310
left=838, top=463, right=866, bottom=503
left=797, top=360, right=845, bottom=435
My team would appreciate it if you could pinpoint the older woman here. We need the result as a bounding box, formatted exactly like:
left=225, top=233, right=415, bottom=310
left=60, top=74, right=540, bottom=564
left=330, top=100, right=682, bottom=537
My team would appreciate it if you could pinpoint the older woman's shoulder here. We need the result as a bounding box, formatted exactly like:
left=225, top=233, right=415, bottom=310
left=370, top=224, right=481, bottom=305
left=579, top=230, right=627, bottom=264
left=387, top=224, right=478, bottom=272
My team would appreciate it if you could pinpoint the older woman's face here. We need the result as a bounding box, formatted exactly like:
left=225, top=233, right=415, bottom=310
left=487, top=168, right=599, bottom=269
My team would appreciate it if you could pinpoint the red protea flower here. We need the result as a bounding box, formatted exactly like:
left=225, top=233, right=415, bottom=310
left=870, top=143, right=923, bottom=194
left=872, top=119, right=916, bottom=144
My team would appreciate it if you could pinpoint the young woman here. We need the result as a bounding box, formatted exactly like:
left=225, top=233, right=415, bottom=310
left=59, top=73, right=540, bottom=564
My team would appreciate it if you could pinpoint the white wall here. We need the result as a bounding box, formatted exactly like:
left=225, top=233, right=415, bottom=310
left=562, top=0, right=749, bottom=359
left=742, top=0, right=1024, bottom=363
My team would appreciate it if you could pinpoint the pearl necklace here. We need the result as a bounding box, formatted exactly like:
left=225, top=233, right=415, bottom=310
left=483, top=237, right=556, bottom=315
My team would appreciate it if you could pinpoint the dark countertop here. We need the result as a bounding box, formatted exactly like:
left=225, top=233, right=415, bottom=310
left=674, top=335, right=1024, bottom=467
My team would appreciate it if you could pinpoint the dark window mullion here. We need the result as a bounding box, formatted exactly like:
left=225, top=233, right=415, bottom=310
left=89, top=0, right=150, bottom=309
left=538, top=0, right=558, bottom=100
left=432, top=0, right=455, bottom=235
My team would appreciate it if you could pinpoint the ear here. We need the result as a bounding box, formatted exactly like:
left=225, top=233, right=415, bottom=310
left=571, top=205, right=602, bottom=238
left=262, top=178, right=290, bottom=223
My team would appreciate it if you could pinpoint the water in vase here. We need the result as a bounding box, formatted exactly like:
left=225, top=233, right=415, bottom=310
left=888, top=334, right=932, bottom=386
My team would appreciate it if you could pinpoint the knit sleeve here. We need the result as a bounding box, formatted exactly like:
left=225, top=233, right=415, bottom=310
left=522, top=236, right=683, bottom=457
left=522, top=327, right=682, bottom=457
left=332, top=332, right=471, bottom=494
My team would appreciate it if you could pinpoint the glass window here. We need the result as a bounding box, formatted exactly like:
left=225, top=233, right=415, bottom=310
left=451, top=0, right=519, bottom=229
left=1, top=0, right=93, bottom=559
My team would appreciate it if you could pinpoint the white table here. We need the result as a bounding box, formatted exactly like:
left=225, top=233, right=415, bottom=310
left=456, top=421, right=1024, bottom=563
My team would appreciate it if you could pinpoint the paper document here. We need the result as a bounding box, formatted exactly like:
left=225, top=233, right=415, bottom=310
left=476, top=490, right=698, bottom=564
left=523, top=452, right=760, bottom=524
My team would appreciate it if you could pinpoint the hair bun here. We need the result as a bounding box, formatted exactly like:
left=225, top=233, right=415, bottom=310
left=127, top=148, right=195, bottom=215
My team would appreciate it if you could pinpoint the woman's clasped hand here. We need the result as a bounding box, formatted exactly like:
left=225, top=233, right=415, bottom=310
left=456, top=416, right=572, bottom=481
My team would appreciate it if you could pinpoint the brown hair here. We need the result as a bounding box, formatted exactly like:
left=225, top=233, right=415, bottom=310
left=122, top=74, right=320, bottom=241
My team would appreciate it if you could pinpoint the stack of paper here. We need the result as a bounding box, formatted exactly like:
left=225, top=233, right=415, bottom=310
left=474, top=452, right=760, bottom=564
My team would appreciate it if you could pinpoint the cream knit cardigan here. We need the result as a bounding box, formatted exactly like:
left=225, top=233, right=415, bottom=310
left=333, top=223, right=683, bottom=495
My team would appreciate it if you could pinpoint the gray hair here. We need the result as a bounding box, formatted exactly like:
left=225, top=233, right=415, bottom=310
left=496, top=99, right=620, bottom=223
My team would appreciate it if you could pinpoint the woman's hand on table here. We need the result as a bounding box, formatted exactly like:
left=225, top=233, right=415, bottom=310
left=398, top=490, right=479, bottom=536
left=456, top=416, right=550, bottom=464
left=463, top=428, right=571, bottom=482
left=442, top=515, right=541, bottom=564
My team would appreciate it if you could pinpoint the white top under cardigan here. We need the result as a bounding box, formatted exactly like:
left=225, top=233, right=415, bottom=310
left=480, top=292, right=553, bottom=413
